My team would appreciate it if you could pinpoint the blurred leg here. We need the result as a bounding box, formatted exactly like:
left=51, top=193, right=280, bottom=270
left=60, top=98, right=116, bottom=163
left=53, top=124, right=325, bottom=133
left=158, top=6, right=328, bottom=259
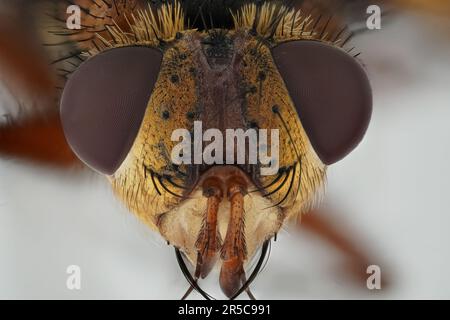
left=0, top=114, right=79, bottom=167
left=299, top=209, right=379, bottom=285
left=0, top=11, right=79, bottom=167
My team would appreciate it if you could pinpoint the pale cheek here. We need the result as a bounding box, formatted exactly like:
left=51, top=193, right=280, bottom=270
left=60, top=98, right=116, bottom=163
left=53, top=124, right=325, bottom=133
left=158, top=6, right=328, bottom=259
left=158, top=189, right=282, bottom=267
left=241, top=194, right=282, bottom=262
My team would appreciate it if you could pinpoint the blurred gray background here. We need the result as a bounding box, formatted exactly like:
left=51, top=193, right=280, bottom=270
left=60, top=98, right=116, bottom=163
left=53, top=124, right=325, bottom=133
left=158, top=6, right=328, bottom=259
left=1, top=8, right=450, bottom=299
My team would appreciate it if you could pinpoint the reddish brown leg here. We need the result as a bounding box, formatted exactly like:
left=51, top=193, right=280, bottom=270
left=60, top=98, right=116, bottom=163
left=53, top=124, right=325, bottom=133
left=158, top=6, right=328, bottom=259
left=0, top=16, right=79, bottom=168
left=0, top=114, right=79, bottom=167
left=0, top=22, right=55, bottom=98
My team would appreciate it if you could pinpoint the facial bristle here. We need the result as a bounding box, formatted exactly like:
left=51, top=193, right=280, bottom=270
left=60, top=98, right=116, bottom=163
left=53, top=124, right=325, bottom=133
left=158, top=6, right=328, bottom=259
left=93, top=1, right=185, bottom=52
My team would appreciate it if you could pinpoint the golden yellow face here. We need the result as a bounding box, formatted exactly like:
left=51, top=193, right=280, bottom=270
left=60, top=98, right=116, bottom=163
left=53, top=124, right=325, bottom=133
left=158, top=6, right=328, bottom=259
left=110, top=26, right=326, bottom=288
left=59, top=1, right=372, bottom=298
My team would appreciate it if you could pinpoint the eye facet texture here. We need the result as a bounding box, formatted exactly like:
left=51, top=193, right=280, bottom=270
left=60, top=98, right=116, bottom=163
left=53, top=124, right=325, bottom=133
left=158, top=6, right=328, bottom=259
left=60, top=46, right=162, bottom=175
left=272, top=41, right=372, bottom=165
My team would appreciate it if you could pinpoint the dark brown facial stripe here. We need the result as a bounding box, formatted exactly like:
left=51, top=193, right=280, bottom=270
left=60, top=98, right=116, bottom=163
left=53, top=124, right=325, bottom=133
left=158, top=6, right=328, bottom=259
left=60, top=46, right=163, bottom=175
left=272, top=40, right=372, bottom=165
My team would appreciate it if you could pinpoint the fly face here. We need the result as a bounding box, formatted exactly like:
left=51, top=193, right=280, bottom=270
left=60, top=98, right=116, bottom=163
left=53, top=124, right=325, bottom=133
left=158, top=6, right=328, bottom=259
left=111, top=29, right=328, bottom=297
left=59, top=1, right=372, bottom=298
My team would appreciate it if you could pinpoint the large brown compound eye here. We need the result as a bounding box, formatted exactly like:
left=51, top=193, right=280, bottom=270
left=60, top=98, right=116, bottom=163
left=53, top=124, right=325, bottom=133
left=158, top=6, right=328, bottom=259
left=272, top=41, right=372, bottom=165
left=60, top=46, right=162, bottom=175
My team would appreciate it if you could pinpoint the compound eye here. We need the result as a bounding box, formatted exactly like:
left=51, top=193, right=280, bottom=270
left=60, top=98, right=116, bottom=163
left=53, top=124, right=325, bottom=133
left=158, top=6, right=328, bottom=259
left=60, top=46, right=162, bottom=174
left=272, top=40, right=372, bottom=165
